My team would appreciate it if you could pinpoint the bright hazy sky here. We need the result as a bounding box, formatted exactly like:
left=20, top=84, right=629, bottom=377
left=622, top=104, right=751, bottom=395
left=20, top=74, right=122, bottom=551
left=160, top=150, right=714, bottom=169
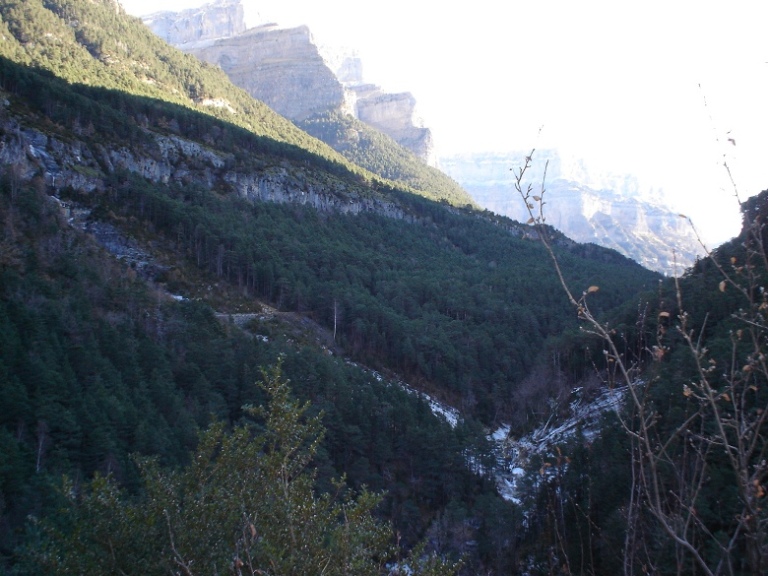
left=119, top=0, right=767, bottom=246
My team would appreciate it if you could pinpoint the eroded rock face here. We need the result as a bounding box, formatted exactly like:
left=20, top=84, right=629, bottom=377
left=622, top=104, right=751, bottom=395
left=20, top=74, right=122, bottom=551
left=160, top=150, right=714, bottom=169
left=190, top=25, right=345, bottom=121
left=357, top=92, right=434, bottom=163
left=0, top=115, right=410, bottom=223
left=141, top=1, right=434, bottom=162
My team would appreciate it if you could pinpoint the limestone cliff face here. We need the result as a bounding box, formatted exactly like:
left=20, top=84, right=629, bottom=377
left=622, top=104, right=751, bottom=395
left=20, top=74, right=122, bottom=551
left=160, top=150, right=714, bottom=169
left=357, top=92, right=434, bottom=163
left=189, top=24, right=345, bottom=122
left=0, top=114, right=410, bottom=222
left=440, top=151, right=704, bottom=274
left=143, top=0, right=245, bottom=46
left=142, top=2, right=434, bottom=162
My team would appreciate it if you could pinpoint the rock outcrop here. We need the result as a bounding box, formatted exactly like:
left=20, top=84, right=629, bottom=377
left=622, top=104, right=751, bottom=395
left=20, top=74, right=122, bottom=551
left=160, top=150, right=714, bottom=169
left=356, top=92, right=433, bottom=163
left=0, top=114, right=410, bottom=222
left=141, top=1, right=434, bottom=163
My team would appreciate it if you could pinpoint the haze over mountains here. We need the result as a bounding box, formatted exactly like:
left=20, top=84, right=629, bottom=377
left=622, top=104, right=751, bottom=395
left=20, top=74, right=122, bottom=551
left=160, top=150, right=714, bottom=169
left=0, top=2, right=661, bottom=570
left=441, top=150, right=704, bottom=273
left=1, top=1, right=765, bottom=573
left=142, top=0, right=704, bottom=274
left=143, top=0, right=435, bottom=165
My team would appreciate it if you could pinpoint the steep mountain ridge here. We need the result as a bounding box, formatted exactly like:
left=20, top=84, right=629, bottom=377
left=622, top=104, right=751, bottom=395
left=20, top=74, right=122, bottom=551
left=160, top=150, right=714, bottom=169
left=1, top=1, right=715, bottom=573
left=0, top=99, right=409, bottom=220
left=141, top=0, right=436, bottom=164
left=141, top=0, right=703, bottom=275
left=0, top=0, right=471, bottom=207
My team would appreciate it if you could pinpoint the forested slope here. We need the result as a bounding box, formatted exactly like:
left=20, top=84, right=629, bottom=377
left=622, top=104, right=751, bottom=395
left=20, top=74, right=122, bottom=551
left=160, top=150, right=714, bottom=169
left=0, top=0, right=474, bottom=206
left=0, top=0, right=669, bottom=573
left=509, top=188, right=768, bottom=574
left=297, top=110, right=472, bottom=206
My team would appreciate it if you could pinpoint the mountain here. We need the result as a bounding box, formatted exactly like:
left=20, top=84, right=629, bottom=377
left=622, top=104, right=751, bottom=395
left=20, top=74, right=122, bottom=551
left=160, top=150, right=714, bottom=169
left=144, top=1, right=702, bottom=276
left=10, top=0, right=755, bottom=573
left=0, top=0, right=658, bottom=569
left=141, top=0, right=246, bottom=44
left=441, top=150, right=705, bottom=274
left=142, top=0, right=436, bottom=164
left=150, top=3, right=469, bottom=206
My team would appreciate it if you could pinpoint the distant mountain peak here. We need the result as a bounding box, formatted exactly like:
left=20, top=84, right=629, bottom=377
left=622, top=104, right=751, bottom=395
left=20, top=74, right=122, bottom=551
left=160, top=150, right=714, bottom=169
left=142, top=0, right=246, bottom=47
left=141, top=1, right=435, bottom=164
left=441, top=151, right=705, bottom=274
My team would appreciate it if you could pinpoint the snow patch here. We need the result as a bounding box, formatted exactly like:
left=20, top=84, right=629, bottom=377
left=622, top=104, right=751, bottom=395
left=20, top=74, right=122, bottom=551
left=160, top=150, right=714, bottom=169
left=489, top=385, right=627, bottom=502
left=346, top=363, right=461, bottom=427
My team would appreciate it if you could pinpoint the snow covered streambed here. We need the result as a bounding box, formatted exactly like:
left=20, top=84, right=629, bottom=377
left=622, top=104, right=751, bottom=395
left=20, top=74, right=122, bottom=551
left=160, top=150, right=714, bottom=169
left=343, top=361, right=462, bottom=427
left=489, top=385, right=627, bottom=502
left=346, top=360, right=627, bottom=505
left=391, top=373, right=627, bottom=504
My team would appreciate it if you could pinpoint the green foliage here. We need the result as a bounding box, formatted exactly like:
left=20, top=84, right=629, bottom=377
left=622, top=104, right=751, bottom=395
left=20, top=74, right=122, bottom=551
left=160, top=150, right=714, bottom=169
left=92, top=172, right=657, bottom=424
left=0, top=182, right=505, bottom=572
left=297, top=111, right=474, bottom=207
left=0, top=2, right=687, bottom=572
left=515, top=191, right=768, bottom=574
left=516, top=417, right=635, bottom=574
left=26, top=365, right=459, bottom=575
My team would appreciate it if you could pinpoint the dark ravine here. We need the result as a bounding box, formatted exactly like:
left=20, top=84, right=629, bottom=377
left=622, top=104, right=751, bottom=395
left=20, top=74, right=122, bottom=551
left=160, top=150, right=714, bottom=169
left=8, top=2, right=761, bottom=574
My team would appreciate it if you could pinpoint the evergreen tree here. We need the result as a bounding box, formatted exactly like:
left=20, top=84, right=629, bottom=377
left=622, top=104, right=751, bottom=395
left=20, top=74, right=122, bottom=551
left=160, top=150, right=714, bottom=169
left=25, top=365, right=460, bottom=576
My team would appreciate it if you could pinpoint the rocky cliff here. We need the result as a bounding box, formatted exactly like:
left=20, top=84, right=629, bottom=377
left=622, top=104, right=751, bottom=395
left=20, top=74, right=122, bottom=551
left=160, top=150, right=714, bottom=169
left=188, top=24, right=346, bottom=122
left=142, top=0, right=245, bottom=46
left=0, top=109, right=409, bottom=222
left=141, top=1, right=434, bottom=163
left=441, top=151, right=704, bottom=274
left=356, top=92, right=434, bottom=164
